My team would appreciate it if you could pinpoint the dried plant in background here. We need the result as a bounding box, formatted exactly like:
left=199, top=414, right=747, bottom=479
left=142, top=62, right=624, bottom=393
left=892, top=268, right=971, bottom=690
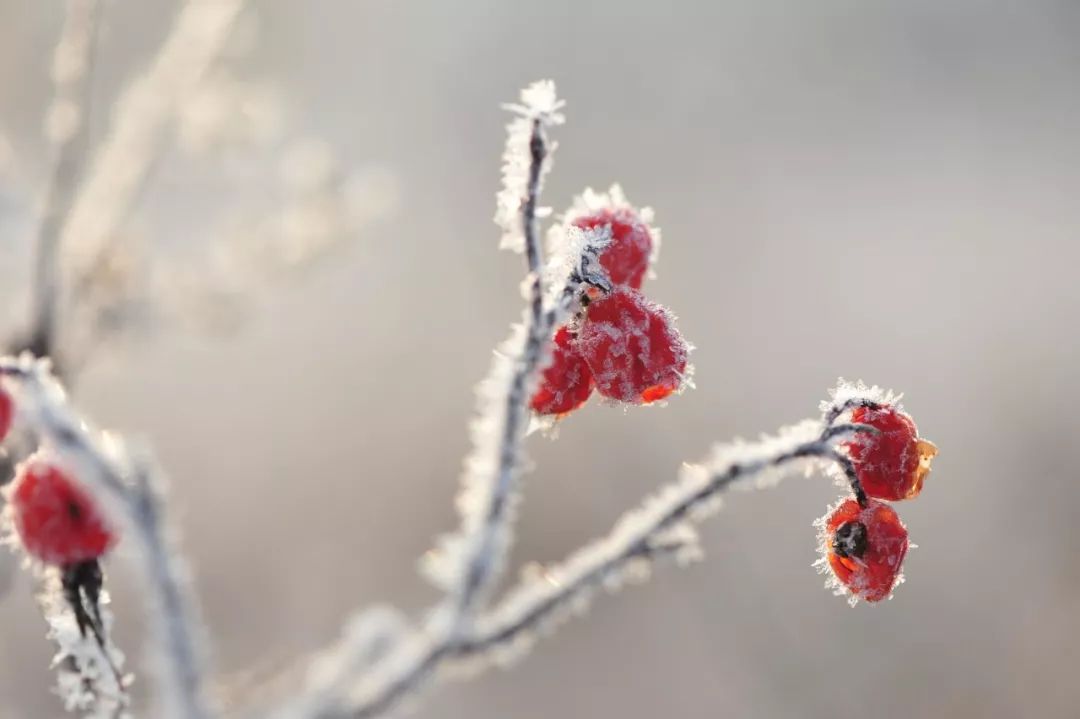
left=0, top=3, right=938, bottom=719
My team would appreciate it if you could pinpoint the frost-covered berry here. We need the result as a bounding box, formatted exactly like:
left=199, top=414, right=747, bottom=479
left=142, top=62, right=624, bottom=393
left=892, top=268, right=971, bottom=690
left=0, top=387, right=12, bottom=443
left=576, top=287, right=690, bottom=404
left=846, top=405, right=938, bottom=501
left=531, top=325, right=594, bottom=416
left=572, top=207, right=654, bottom=289
left=818, top=497, right=908, bottom=603
left=8, top=457, right=116, bottom=565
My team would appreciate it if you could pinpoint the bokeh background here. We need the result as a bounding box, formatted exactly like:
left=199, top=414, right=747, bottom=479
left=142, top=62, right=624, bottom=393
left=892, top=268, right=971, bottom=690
left=2, top=1, right=1079, bottom=717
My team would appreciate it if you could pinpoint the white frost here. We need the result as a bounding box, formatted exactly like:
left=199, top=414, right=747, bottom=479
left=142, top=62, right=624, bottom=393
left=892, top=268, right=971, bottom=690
left=494, top=80, right=565, bottom=253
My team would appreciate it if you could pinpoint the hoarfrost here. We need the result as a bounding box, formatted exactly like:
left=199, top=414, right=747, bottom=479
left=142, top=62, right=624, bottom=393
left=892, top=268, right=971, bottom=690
left=494, top=80, right=564, bottom=253
left=555, top=184, right=662, bottom=278
left=40, top=573, right=132, bottom=719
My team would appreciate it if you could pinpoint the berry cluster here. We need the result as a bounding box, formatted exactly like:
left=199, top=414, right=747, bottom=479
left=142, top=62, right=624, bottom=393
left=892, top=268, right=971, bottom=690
left=530, top=189, right=692, bottom=416
left=818, top=403, right=938, bottom=603
left=0, top=385, right=118, bottom=638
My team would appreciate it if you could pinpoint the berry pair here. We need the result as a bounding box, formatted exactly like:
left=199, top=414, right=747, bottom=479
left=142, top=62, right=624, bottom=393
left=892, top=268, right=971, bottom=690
left=530, top=194, right=692, bottom=416
left=818, top=403, right=937, bottom=603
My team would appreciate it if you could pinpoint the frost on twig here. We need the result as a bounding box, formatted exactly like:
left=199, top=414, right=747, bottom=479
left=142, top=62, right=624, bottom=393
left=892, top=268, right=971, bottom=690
left=494, top=80, right=564, bottom=254
left=0, top=356, right=213, bottom=719
left=38, top=571, right=131, bottom=719
left=422, top=80, right=583, bottom=616
left=549, top=184, right=660, bottom=281
left=268, top=80, right=606, bottom=719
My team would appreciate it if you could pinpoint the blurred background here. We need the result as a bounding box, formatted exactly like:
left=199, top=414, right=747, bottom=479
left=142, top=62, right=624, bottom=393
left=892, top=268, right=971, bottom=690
left=1, top=1, right=1078, bottom=717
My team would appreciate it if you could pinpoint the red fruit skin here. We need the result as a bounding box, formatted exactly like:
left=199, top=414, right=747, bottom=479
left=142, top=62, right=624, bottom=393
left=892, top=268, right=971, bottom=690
left=572, top=207, right=653, bottom=289
left=530, top=325, right=595, bottom=416
left=846, top=406, right=937, bottom=501
left=9, top=460, right=116, bottom=565
left=823, top=498, right=909, bottom=603
left=0, top=388, right=12, bottom=443
left=576, top=287, right=689, bottom=405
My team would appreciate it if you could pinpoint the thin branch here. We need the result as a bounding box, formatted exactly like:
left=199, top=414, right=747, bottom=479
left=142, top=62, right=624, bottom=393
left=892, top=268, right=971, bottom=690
left=0, top=357, right=213, bottom=719
left=456, top=115, right=550, bottom=618
left=458, top=420, right=878, bottom=661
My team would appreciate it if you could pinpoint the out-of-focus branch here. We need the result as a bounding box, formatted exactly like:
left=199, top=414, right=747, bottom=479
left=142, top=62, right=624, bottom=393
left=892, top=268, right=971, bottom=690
left=19, top=0, right=102, bottom=370
left=53, top=0, right=245, bottom=369
left=0, top=357, right=213, bottom=719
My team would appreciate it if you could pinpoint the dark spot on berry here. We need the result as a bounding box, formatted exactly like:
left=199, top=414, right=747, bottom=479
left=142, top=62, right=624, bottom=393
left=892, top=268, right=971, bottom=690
left=833, top=520, right=868, bottom=559
left=67, top=501, right=82, bottom=522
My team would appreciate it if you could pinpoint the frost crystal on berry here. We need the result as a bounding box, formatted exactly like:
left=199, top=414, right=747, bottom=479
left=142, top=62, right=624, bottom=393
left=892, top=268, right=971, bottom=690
left=815, top=496, right=909, bottom=604
left=530, top=325, right=594, bottom=416
left=559, top=185, right=660, bottom=288
left=576, top=286, right=691, bottom=404
left=571, top=206, right=654, bottom=290
left=845, top=405, right=938, bottom=501
left=8, top=456, right=117, bottom=565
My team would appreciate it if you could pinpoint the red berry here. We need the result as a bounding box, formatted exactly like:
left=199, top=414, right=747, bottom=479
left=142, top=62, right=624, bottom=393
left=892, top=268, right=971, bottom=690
left=576, top=287, right=690, bottom=404
left=846, top=405, right=938, bottom=501
left=531, top=325, right=594, bottom=416
left=818, top=497, right=909, bottom=603
left=8, top=458, right=116, bottom=565
left=0, top=388, right=12, bottom=443
left=572, top=207, right=654, bottom=289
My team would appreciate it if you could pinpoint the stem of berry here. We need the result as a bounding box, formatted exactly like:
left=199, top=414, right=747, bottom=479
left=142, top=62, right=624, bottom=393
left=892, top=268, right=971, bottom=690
left=823, top=397, right=884, bottom=428
left=61, top=559, right=127, bottom=691
left=822, top=398, right=884, bottom=507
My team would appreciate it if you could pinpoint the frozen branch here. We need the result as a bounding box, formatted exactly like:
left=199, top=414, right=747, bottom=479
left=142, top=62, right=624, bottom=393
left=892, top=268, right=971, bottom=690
left=265, top=81, right=605, bottom=719
left=444, top=81, right=564, bottom=620
left=0, top=357, right=213, bottom=719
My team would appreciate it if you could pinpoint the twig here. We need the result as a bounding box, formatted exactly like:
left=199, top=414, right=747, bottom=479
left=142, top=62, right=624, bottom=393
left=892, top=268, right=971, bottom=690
left=459, top=417, right=879, bottom=661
